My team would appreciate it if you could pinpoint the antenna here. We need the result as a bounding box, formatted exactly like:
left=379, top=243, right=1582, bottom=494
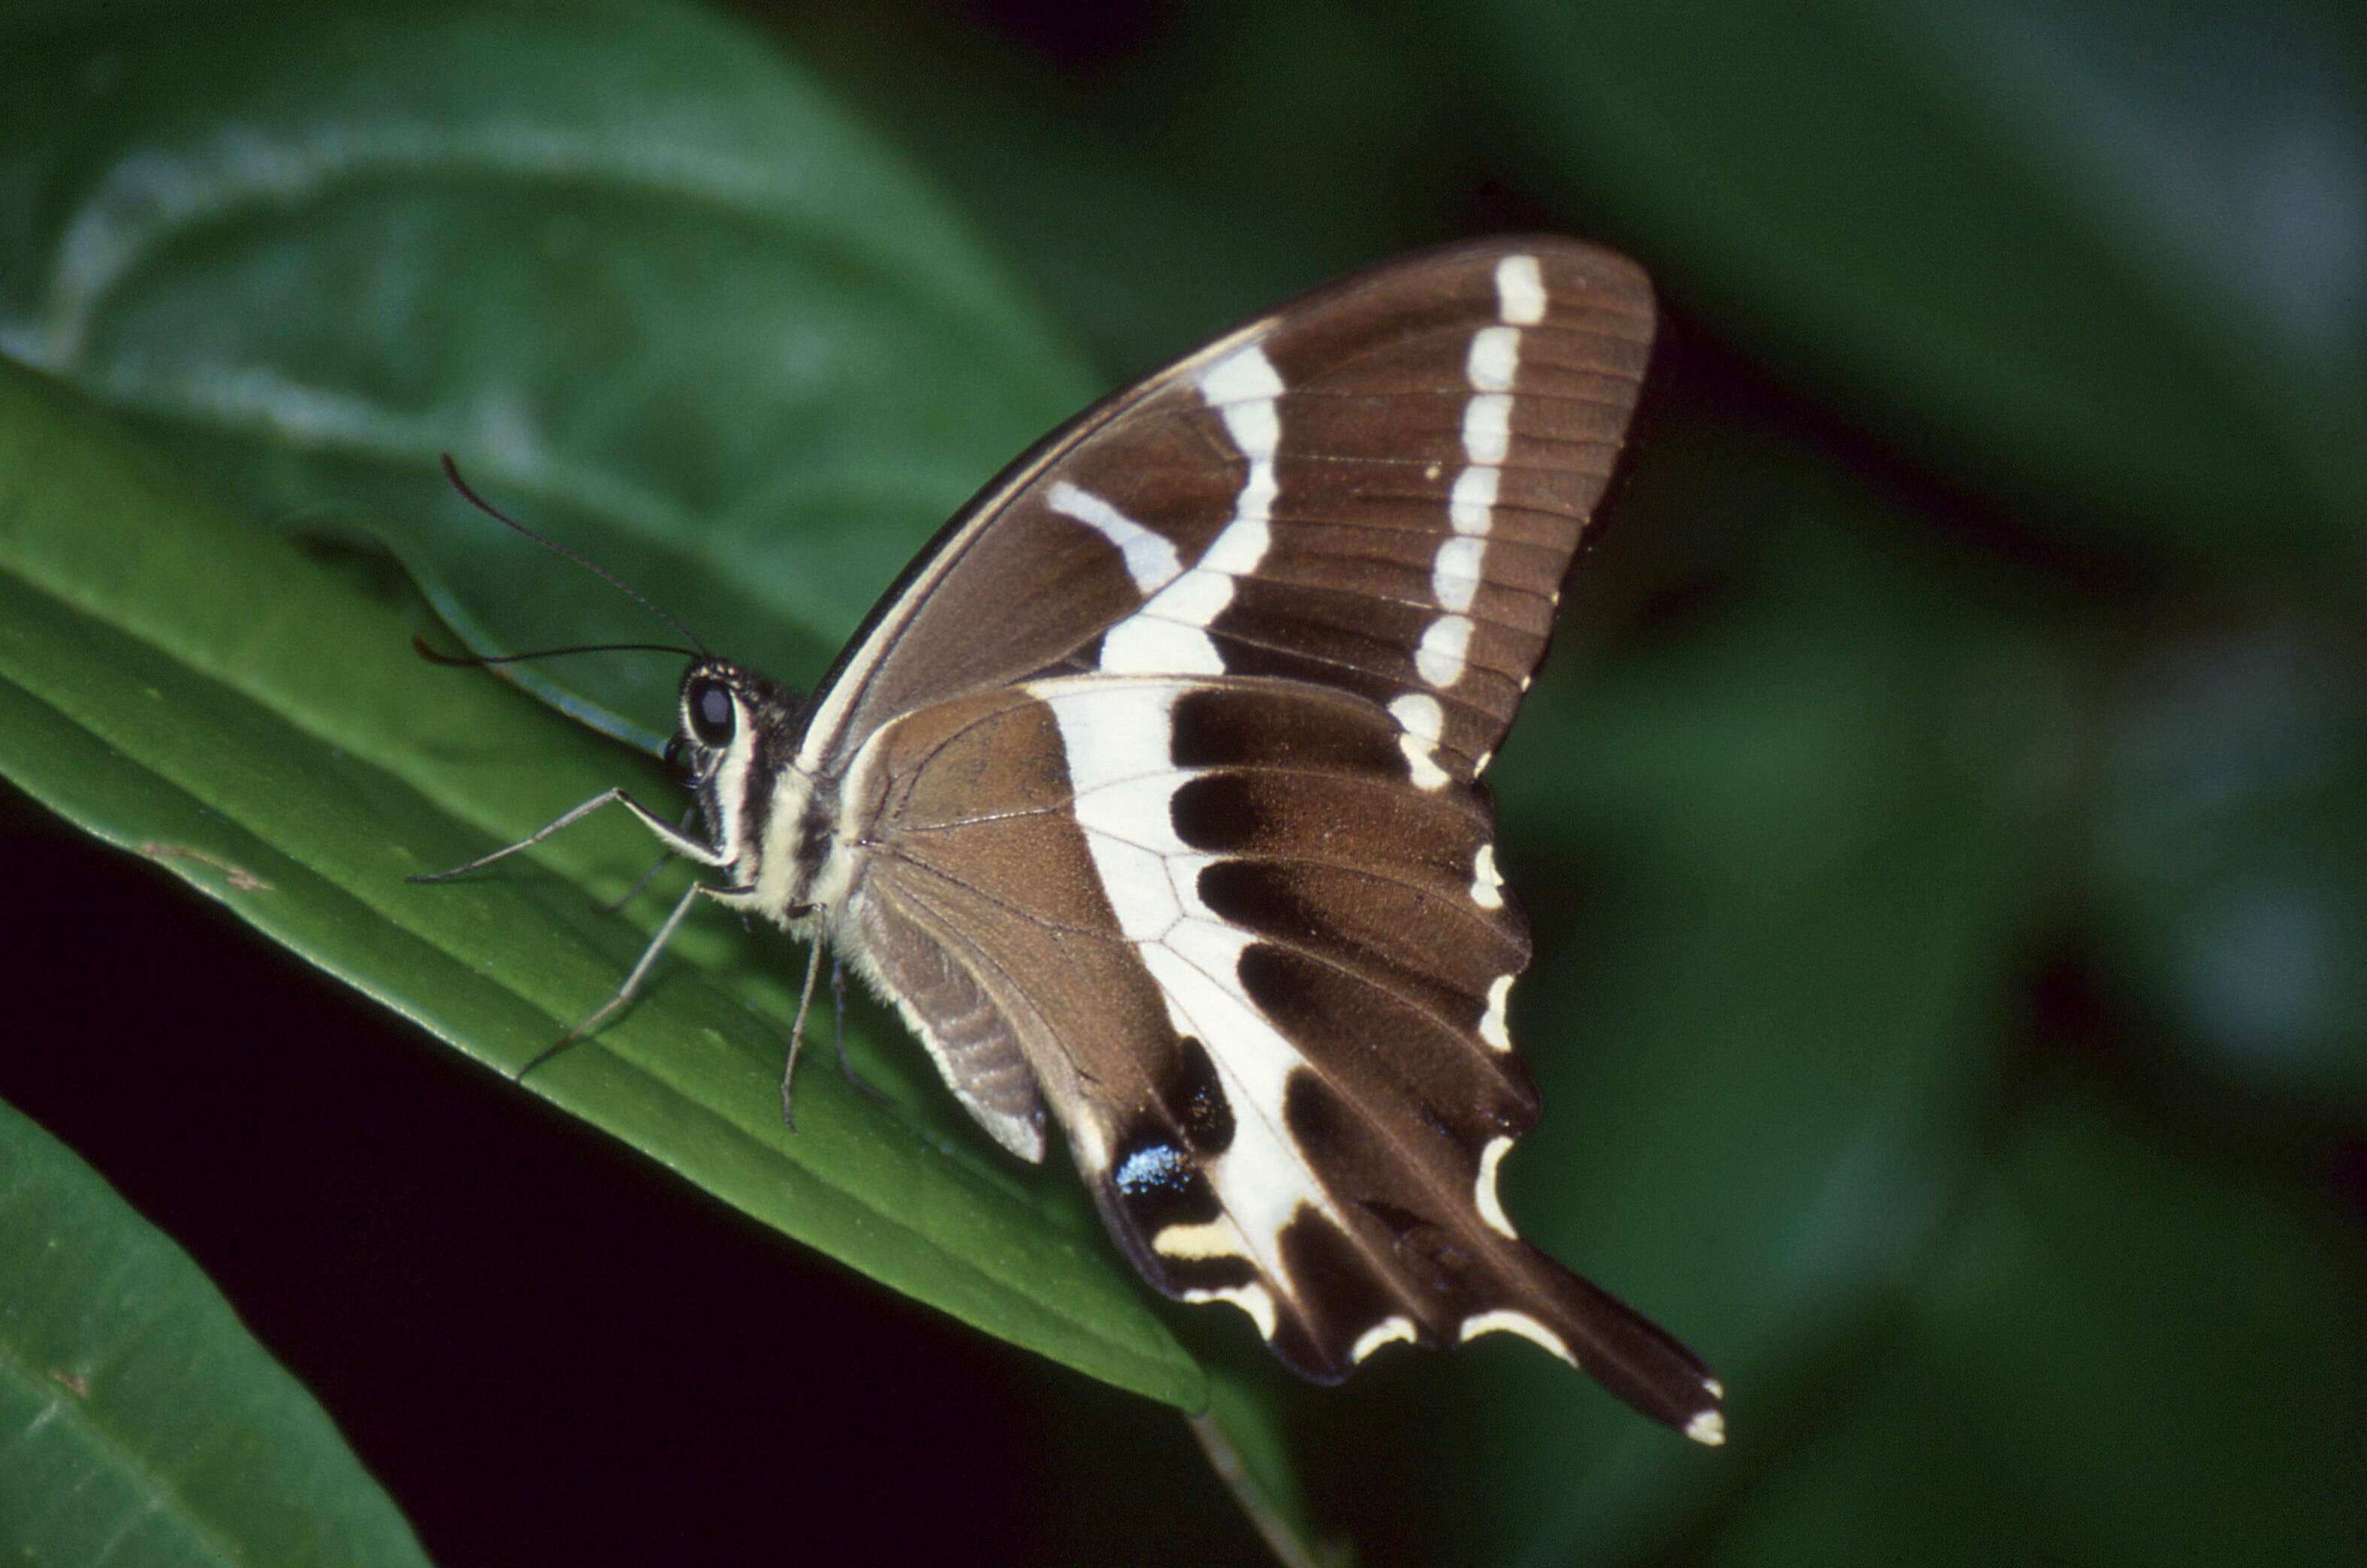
left=409, top=636, right=702, bottom=667
left=440, top=454, right=708, bottom=654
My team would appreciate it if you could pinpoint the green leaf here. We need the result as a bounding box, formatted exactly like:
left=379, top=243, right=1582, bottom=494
left=0, top=1096, right=431, bottom=1566
left=0, top=20, right=1206, bottom=1418
left=774, top=0, right=1475, bottom=382
left=1398, top=0, right=2367, bottom=564
left=1188, top=1363, right=1348, bottom=1568
left=1704, top=1072, right=2367, bottom=1563
left=0, top=0, right=1097, bottom=741
left=2088, top=617, right=2367, bottom=1118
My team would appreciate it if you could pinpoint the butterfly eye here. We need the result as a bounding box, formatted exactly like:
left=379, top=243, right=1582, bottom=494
left=687, top=677, right=735, bottom=747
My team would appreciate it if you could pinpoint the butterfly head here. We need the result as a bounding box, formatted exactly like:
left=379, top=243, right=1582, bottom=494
left=666, top=658, right=808, bottom=894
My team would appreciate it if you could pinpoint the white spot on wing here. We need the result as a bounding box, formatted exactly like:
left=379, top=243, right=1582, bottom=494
left=1461, top=393, right=1512, bottom=466
left=1201, top=345, right=1284, bottom=455
left=1047, top=481, right=1182, bottom=596
left=1474, top=1134, right=1517, bottom=1238
left=1087, top=833, right=1184, bottom=938
left=1479, top=973, right=1514, bottom=1051
left=1091, top=345, right=1283, bottom=678
left=1099, top=559, right=1239, bottom=674
left=1102, top=604, right=1227, bottom=674
left=1351, top=1315, right=1417, bottom=1364
left=1496, top=253, right=1547, bottom=325
left=1198, top=345, right=1283, bottom=579
left=1460, top=1308, right=1575, bottom=1366
left=1432, top=534, right=1485, bottom=613
left=1414, top=613, right=1472, bottom=689
left=1387, top=692, right=1450, bottom=791
left=1469, top=843, right=1504, bottom=910
left=1467, top=324, right=1520, bottom=392
left=1200, top=517, right=1270, bottom=574
left=1448, top=464, right=1498, bottom=538
left=1688, top=1410, right=1728, bottom=1446
left=1409, top=255, right=1549, bottom=740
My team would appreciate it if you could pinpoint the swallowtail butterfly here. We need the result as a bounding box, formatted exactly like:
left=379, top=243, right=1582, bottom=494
left=433, top=238, right=1724, bottom=1443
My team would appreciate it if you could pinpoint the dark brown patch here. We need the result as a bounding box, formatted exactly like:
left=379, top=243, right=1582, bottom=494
left=1282, top=1066, right=1345, bottom=1155
left=1170, top=773, right=1265, bottom=853
left=1278, top=1208, right=1409, bottom=1372
left=1202, top=859, right=1523, bottom=1000
left=1197, top=861, right=1320, bottom=945
left=1236, top=941, right=1537, bottom=1153
left=1358, top=1200, right=1475, bottom=1302
left=1168, top=685, right=1402, bottom=775
left=1162, top=1034, right=1235, bottom=1155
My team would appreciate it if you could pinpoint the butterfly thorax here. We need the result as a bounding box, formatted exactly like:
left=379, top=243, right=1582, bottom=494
left=671, top=659, right=835, bottom=930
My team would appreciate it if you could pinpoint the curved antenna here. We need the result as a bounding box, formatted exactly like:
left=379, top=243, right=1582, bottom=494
left=440, top=454, right=708, bottom=655
left=411, top=635, right=702, bottom=668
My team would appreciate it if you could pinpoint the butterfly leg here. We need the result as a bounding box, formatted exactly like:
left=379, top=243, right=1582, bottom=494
left=778, top=931, right=829, bottom=1131
left=515, top=879, right=709, bottom=1080
left=594, top=848, right=673, bottom=914
left=593, top=807, right=699, bottom=915
left=829, top=955, right=893, bottom=1106
left=408, top=789, right=726, bottom=883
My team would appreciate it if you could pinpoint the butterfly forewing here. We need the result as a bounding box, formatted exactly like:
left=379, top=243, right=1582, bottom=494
left=769, top=238, right=1722, bottom=1442
left=796, top=239, right=1650, bottom=781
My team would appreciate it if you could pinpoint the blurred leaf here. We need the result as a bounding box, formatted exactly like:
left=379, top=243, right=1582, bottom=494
left=1705, top=1070, right=2367, bottom=1563
left=1190, top=1365, right=1348, bottom=1568
left=774, top=0, right=1475, bottom=380
left=0, top=198, right=1200, bottom=1433
left=0, top=1096, right=431, bottom=1566
left=2090, top=617, right=2367, bottom=1119
left=1396, top=0, right=2367, bottom=563
left=0, top=0, right=1094, bottom=746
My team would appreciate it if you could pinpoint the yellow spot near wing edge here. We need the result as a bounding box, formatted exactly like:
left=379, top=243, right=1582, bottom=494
left=1473, top=1135, right=1517, bottom=1238
left=1351, top=1315, right=1417, bottom=1364
left=1152, top=1219, right=1242, bottom=1260
left=1478, top=974, right=1514, bottom=1051
left=1387, top=692, right=1450, bottom=791
left=1459, top=1308, right=1575, bottom=1367
left=1469, top=843, right=1505, bottom=909
left=1686, top=1409, right=1727, bottom=1446
left=1184, top=1281, right=1279, bottom=1340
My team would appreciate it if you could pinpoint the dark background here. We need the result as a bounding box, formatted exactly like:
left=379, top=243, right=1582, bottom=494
left=4, top=1, right=2362, bottom=1563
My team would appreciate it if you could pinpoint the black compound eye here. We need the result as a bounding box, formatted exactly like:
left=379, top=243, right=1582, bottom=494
left=687, top=676, right=736, bottom=747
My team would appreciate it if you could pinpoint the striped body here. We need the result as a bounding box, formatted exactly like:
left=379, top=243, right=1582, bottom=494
left=648, top=239, right=1720, bottom=1442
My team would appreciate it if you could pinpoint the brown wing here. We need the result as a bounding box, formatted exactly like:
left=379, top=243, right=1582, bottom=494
left=793, top=237, right=1656, bottom=789
left=808, top=237, right=1719, bottom=1440
left=831, top=676, right=1720, bottom=1440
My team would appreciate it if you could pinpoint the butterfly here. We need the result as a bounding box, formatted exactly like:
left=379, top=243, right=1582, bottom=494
left=429, top=237, right=1723, bottom=1444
